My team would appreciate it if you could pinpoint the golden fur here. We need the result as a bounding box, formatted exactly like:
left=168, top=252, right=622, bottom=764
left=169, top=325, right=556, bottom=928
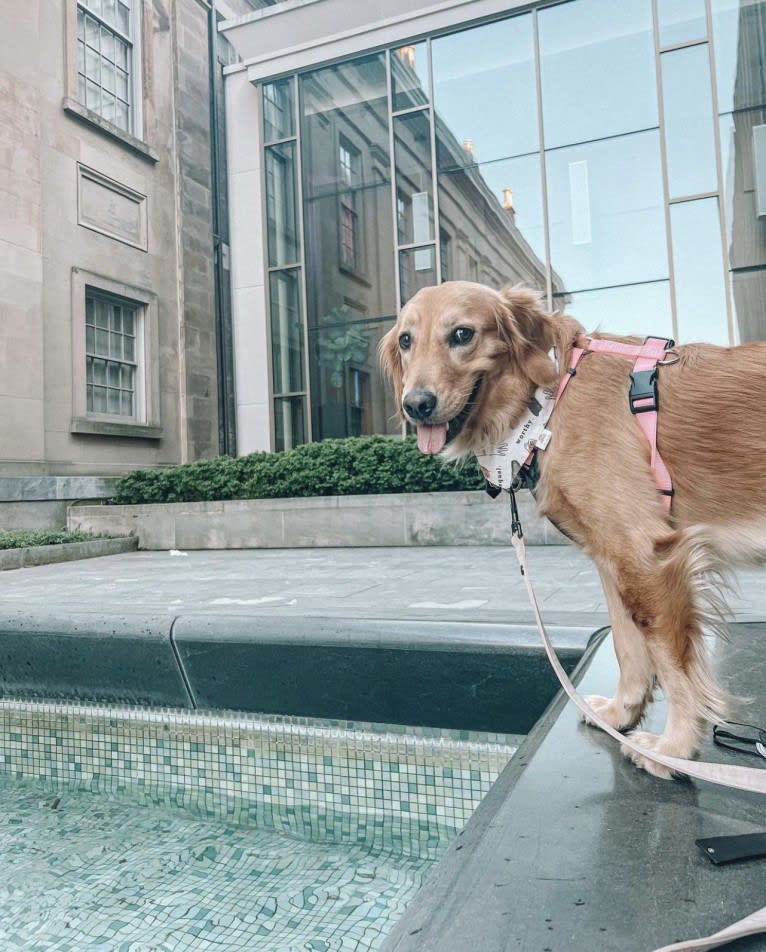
left=380, top=280, right=766, bottom=778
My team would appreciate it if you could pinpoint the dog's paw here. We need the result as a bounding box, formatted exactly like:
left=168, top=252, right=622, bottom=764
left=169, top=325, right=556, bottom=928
left=580, top=694, right=641, bottom=732
left=620, top=730, right=692, bottom=780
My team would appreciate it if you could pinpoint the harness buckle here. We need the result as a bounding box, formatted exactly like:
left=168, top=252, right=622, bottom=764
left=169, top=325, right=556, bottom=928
left=629, top=368, right=659, bottom=414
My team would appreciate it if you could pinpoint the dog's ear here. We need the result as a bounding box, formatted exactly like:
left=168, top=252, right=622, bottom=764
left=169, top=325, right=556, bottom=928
left=496, top=286, right=558, bottom=389
left=379, top=324, right=404, bottom=413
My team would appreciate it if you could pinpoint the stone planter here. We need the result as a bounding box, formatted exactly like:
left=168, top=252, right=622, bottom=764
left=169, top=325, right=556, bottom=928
left=67, top=490, right=567, bottom=549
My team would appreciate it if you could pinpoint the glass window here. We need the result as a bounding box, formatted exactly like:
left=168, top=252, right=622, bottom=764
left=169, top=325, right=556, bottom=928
left=545, top=130, right=667, bottom=293
left=399, top=246, right=436, bottom=307
left=538, top=0, right=657, bottom=150
left=711, top=0, right=766, bottom=115
left=731, top=268, right=766, bottom=341
left=310, top=315, right=401, bottom=438
left=263, top=77, right=295, bottom=142
left=661, top=45, right=718, bottom=197
left=719, top=108, right=766, bottom=270
left=391, top=43, right=429, bottom=112
left=432, top=14, right=537, bottom=169
left=670, top=198, right=730, bottom=343
left=85, top=290, right=139, bottom=417
left=394, top=110, right=434, bottom=247
left=657, top=0, right=708, bottom=46
left=438, top=154, right=547, bottom=288
left=300, top=53, right=396, bottom=441
left=269, top=269, right=305, bottom=395
left=338, top=136, right=363, bottom=271
left=555, top=281, right=673, bottom=337
left=76, top=0, right=134, bottom=133
left=274, top=396, right=306, bottom=452
left=265, top=142, right=300, bottom=267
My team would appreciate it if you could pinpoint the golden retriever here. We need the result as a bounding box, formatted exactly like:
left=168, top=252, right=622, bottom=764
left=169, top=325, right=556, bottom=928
left=380, top=280, right=766, bottom=778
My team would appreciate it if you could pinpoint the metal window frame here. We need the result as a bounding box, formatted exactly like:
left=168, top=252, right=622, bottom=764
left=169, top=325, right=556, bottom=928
left=76, top=0, right=142, bottom=137
left=257, top=0, right=742, bottom=448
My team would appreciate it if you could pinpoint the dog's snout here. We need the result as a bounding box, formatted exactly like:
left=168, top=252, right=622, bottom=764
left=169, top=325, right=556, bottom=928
left=403, top=389, right=437, bottom=422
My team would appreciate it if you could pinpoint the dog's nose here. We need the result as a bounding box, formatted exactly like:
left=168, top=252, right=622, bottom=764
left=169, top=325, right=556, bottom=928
left=403, top=389, right=437, bottom=422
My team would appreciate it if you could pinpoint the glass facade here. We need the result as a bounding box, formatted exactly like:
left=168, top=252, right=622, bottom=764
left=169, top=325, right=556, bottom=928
left=261, top=0, right=766, bottom=447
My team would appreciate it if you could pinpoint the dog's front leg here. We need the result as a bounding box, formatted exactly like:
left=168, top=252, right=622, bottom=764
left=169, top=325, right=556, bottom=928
left=581, top=565, right=654, bottom=731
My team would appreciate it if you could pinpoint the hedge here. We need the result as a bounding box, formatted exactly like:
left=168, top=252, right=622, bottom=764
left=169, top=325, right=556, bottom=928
left=113, top=435, right=485, bottom=505
left=0, top=529, right=100, bottom=550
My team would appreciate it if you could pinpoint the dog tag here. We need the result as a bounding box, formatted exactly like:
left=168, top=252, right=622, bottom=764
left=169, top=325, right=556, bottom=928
left=696, top=832, right=766, bottom=865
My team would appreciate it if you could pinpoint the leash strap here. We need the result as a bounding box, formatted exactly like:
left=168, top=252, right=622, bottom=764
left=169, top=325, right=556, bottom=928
left=509, top=505, right=766, bottom=950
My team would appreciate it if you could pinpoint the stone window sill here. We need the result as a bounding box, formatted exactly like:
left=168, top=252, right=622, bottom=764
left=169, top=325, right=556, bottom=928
left=71, top=417, right=162, bottom=440
left=62, top=99, right=158, bottom=164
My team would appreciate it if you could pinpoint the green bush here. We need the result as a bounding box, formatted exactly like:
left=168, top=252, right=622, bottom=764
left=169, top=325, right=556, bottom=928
left=0, top=529, right=100, bottom=550
left=113, top=435, right=485, bottom=505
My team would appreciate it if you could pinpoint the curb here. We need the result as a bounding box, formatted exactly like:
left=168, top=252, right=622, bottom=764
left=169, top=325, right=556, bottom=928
left=0, top=536, right=137, bottom=572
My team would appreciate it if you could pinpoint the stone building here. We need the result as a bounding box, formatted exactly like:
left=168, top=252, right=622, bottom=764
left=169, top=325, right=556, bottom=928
left=0, top=0, right=257, bottom=526
left=2, top=0, right=766, bottom=524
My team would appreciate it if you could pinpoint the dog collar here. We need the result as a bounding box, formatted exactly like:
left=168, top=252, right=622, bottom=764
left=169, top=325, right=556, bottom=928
left=475, top=351, right=559, bottom=493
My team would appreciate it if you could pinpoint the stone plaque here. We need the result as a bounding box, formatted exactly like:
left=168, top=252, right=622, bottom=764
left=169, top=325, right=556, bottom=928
left=77, top=164, right=147, bottom=250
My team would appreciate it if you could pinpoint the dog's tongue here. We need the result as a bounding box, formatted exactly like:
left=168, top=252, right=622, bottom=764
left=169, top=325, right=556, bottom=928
left=417, top=423, right=448, bottom=455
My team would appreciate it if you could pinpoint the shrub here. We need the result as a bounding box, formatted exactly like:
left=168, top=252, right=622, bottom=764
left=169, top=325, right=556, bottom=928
left=0, top=529, right=100, bottom=550
left=113, top=436, right=485, bottom=505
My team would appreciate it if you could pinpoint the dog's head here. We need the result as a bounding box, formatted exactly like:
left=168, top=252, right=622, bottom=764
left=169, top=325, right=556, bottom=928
left=380, top=281, right=559, bottom=458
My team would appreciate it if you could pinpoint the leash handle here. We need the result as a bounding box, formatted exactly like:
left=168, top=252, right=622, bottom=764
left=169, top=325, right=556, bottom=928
left=511, top=533, right=766, bottom=950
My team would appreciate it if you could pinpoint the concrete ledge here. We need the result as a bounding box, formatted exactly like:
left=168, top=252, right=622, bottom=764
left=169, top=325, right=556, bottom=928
left=0, top=537, right=138, bottom=572
left=0, top=612, right=191, bottom=707
left=68, top=490, right=568, bottom=548
left=0, top=476, right=120, bottom=530
left=172, top=616, right=592, bottom=733
left=0, top=609, right=592, bottom=734
left=382, top=625, right=766, bottom=952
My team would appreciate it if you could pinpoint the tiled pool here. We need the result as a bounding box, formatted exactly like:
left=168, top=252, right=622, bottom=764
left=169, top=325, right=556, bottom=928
left=0, top=700, right=520, bottom=950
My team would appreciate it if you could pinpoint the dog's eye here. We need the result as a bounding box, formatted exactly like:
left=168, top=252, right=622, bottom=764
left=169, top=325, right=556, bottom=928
left=450, top=327, right=475, bottom=346
left=398, top=333, right=412, bottom=352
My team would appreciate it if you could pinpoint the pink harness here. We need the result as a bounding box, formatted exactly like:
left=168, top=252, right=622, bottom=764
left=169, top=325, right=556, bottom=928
left=555, top=336, right=677, bottom=511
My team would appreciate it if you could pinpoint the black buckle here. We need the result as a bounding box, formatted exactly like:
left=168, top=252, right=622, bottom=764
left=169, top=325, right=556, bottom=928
left=629, top=368, right=658, bottom=414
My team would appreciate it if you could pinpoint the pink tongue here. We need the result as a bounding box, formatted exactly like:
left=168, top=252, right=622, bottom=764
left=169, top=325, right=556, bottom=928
left=417, top=423, right=448, bottom=455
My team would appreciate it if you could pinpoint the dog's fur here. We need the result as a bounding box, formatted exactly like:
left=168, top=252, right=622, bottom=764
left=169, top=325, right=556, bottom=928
left=380, top=280, right=766, bottom=778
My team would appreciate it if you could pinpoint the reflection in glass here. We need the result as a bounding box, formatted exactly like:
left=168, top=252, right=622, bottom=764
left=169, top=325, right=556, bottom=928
left=711, top=0, right=766, bottom=115
left=263, top=77, right=294, bottom=142
left=438, top=154, right=548, bottom=288
left=310, top=317, right=401, bottom=439
left=432, top=13, right=537, bottom=168
left=670, top=198, right=730, bottom=344
left=265, top=142, right=299, bottom=267
left=657, top=0, right=707, bottom=46
left=300, top=54, right=396, bottom=440
left=546, top=130, right=667, bottom=293
left=719, top=108, right=766, bottom=270
left=274, top=396, right=306, bottom=452
left=394, top=110, right=434, bottom=246
left=400, top=246, right=436, bottom=307
left=539, top=0, right=656, bottom=150
left=269, top=269, right=305, bottom=395
left=731, top=269, right=766, bottom=341
left=391, top=43, right=429, bottom=111
left=556, top=280, right=673, bottom=337
left=661, top=45, right=717, bottom=197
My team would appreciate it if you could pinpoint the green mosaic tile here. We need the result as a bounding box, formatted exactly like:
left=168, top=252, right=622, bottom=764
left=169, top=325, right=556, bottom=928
left=0, top=700, right=519, bottom=950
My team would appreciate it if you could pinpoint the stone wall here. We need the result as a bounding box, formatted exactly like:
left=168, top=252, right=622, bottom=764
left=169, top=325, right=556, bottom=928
left=68, top=490, right=569, bottom=548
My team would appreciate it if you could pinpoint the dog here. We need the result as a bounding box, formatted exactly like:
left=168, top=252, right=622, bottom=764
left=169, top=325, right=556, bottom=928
left=380, top=280, right=766, bottom=778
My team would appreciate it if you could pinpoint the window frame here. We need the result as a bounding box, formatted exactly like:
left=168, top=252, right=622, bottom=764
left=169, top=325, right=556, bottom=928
left=64, top=0, right=156, bottom=162
left=71, top=268, right=162, bottom=439
left=337, top=134, right=366, bottom=277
